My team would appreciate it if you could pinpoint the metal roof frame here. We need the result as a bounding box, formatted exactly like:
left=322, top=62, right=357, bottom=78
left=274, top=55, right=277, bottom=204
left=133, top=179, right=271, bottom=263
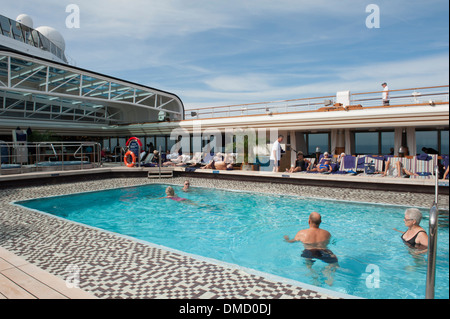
left=0, top=49, right=185, bottom=126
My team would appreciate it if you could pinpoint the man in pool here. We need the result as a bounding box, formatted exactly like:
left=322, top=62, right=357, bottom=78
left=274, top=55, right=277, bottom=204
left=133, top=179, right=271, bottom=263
left=284, top=212, right=338, bottom=285
left=182, top=180, right=190, bottom=192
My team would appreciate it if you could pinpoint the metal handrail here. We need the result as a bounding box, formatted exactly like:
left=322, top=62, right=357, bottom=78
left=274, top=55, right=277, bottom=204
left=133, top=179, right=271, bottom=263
left=184, top=85, right=449, bottom=120
left=0, top=141, right=101, bottom=175
left=115, top=146, right=125, bottom=165
left=158, top=146, right=162, bottom=179
left=425, top=166, right=440, bottom=299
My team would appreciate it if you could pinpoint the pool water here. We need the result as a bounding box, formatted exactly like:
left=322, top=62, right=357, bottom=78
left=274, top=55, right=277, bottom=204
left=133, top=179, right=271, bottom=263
left=17, top=184, right=449, bottom=299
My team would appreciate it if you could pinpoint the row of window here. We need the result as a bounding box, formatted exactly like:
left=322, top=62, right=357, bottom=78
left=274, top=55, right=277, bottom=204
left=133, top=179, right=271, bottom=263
left=306, top=130, right=448, bottom=155
left=103, top=129, right=449, bottom=156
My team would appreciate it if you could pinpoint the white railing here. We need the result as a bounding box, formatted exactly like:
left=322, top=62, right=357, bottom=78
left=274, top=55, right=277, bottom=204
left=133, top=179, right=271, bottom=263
left=0, top=141, right=101, bottom=175
left=425, top=166, right=440, bottom=299
left=185, top=85, right=449, bottom=120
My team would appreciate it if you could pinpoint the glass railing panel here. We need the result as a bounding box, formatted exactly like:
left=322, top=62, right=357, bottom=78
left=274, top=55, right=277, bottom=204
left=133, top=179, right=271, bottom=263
left=1, top=14, right=68, bottom=63
left=0, top=15, right=12, bottom=37
left=29, top=30, right=40, bottom=48
left=40, top=35, right=51, bottom=51
left=10, top=22, right=25, bottom=42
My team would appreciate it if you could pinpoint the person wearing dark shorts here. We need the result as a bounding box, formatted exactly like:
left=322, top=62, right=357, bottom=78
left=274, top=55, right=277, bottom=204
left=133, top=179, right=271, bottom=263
left=301, top=248, right=338, bottom=264
left=284, top=212, right=339, bottom=285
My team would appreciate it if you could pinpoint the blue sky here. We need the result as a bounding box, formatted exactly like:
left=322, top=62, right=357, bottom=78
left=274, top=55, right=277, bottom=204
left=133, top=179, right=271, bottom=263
left=2, top=0, right=449, bottom=109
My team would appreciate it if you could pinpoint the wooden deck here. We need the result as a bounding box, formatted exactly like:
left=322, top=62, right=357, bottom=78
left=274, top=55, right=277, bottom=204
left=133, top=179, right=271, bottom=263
left=0, top=246, right=96, bottom=299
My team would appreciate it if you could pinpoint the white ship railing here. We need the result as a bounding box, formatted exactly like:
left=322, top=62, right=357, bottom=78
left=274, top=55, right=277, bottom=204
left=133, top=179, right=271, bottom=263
left=0, top=141, right=101, bottom=175
left=185, top=85, right=449, bottom=120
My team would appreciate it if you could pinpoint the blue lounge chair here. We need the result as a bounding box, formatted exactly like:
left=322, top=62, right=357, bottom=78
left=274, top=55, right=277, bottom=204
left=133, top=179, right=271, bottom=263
left=337, top=155, right=358, bottom=175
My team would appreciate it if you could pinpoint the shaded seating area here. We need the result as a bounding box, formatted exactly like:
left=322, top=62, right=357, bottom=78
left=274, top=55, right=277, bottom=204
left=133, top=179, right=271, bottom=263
left=284, top=153, right=446, bottom=179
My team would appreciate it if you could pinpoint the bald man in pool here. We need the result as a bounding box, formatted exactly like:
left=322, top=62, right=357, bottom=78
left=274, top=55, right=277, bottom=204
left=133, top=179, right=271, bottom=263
left=284, top=212, right=332, bottom=246
left=284, top=212, right=338, bottom=285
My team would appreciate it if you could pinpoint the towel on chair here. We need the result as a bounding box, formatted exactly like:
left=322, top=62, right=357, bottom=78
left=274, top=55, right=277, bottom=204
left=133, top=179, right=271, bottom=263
left=417, top=153, right=432, bottom=161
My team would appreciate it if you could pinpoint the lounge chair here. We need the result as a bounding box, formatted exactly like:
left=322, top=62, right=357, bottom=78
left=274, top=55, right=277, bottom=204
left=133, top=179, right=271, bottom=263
left=384, top=156, right=416, bottom=178
left=337, top=155, right=358, bottom=174
left=442, top=155, right=449, bottom=179
left=356, top=155, right=364, bottom=172
left=201, top=153, right=214, bottom=165
left=364, top=155, right=385, bottom=175
left=141, top=153, right=156, bottom=167
left=306, top=158, right=316, bottom=169
left=307, top=155, right=335, bottom=173
left=410, top=154, right=438, bottom=179
left=185, top=152, right=203, bottom=167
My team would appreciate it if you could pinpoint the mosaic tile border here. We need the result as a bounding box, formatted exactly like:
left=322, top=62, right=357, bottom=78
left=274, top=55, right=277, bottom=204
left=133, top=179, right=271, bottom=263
left=0, top=177, right=447, bottom=299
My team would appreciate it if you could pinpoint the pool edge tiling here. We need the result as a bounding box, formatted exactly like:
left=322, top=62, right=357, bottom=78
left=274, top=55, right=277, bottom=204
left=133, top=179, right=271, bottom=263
left=0, top=177, right=448, bottom=299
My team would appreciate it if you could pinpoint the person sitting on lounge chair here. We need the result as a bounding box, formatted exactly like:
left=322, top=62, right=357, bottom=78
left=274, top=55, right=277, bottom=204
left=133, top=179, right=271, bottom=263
left=383, top=157, right=418, bottom=178
left=287, top=152, right=311, bottom=173
left=309, top=152, right=332, bottom=173
left=443, top=166, right=449, bottom=180
left=162, top=151, right=189, bottom=167
left=309, top=160, right=332, bottom=173
left=201, top=160, right=233, bottom=170
left=309, top=152, right=331, bottom=171
left=151, top=150, right=160, bottom=165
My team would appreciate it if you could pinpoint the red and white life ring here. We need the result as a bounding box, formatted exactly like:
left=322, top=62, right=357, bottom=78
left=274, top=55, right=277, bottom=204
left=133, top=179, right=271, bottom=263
left=124, top=150, right=136, bottom=167
left=126, top=137, right=143, bottom=148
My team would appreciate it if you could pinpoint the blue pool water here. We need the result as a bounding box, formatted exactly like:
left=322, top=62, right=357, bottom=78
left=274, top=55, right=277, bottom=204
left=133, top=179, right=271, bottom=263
left=17, top=184, right=449, bottom=299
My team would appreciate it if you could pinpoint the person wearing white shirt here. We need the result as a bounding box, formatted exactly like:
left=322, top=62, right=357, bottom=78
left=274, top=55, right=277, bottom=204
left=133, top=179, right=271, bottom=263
left=382, top=82, right=390, bottom=106
left=270, top=135, right=284, bottom=172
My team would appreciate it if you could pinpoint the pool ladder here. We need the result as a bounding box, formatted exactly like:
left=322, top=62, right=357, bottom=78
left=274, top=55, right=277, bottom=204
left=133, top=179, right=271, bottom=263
left=425, top=166, right=439, bottom=299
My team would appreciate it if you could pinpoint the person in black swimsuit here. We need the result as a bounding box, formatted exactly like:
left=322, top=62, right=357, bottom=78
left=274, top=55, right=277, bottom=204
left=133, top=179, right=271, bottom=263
left=394, top=208, right=428, bottom=251
left=287, top=152, right=311, bottom=173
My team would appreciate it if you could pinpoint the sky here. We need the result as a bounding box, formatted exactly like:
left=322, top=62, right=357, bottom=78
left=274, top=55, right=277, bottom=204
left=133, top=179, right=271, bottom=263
left=2, top=0, right=449, bottom=109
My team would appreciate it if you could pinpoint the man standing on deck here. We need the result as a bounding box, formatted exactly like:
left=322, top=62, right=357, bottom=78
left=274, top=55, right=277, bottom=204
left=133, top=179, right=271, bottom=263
left=270, top=135, right=283, bottom=172
left=382, top=82, right=390, bottom=106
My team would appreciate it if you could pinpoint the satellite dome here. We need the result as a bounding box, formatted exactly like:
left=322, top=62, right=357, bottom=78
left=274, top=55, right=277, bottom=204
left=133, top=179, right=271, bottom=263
left=35, top=26, right=65, bottom=51
left=16, top=14, right=33, bottom=28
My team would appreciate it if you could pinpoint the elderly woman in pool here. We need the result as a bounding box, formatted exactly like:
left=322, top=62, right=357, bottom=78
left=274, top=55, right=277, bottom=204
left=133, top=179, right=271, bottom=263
left=394, top=208, right=428, bottom=251
left=161, top=186, right=187, bottom=202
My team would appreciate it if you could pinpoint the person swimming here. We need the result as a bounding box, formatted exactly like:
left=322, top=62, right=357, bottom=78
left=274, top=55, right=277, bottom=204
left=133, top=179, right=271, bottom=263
left=394, top=208, right=428, bottom=252
left=300, top=248, right=338, bottom=264
left=284, top=212, right=338, bottom=264
left=161, top=186, right=187, bottom=201
left=182, top=180, right=190, bottom=192
left=284, top=212, right=338, bottom=285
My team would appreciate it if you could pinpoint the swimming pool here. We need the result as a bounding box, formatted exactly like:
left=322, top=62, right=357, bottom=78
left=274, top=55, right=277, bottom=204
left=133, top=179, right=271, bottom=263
left=16, top=183, right=449, bottom=299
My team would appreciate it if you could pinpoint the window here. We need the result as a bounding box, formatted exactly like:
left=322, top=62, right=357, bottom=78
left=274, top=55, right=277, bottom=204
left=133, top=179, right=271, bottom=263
left=156, top=136, right=166, bottom=152
left=307, top=133, right=329, bottom=155
left=355, top=132, right=378, bottom=155
left=381, top=132, right=395, bottom=155
left=118, top=138, right=126, bottom=149
left=416, top=131, right=438, bottom=154
left=167, top=136, right=176, bottom=153
left=354, top=131, right=394, bottom=155
left=102, top=138, right=110, bottom=152
left=441, top=130, right=449, bottom=155
left=416, top=129, right=449, bottom=155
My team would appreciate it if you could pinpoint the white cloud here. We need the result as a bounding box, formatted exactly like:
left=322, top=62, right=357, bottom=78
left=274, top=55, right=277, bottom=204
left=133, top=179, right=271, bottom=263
left=181, top=54, right=449, bottom=109
left=204, top=74, right=274, bottom=92
left=2, top=0, right=448, bottom=110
